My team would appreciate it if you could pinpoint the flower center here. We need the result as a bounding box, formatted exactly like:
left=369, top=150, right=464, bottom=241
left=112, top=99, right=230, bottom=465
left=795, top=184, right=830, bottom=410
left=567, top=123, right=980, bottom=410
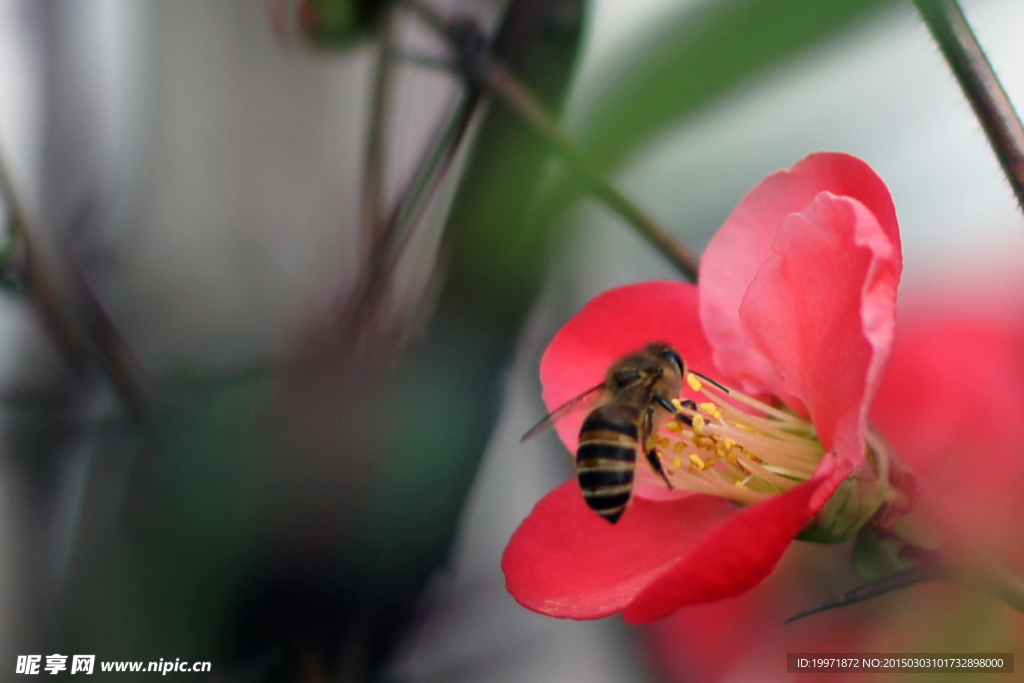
left=649, top=373, right=826, bottom=505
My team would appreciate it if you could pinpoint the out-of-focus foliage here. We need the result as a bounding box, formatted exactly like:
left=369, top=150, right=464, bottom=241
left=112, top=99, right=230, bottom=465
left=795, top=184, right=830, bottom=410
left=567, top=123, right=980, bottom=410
left=59, top=1, right=588, bottom=680
left=578, top=0, right=900, bottom=166
left=538, top=0, right=901, bottom=234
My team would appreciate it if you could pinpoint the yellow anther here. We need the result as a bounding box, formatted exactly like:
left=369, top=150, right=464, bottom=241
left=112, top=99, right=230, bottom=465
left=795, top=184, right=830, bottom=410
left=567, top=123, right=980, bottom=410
left=692, top=414, right=706, bottom=435
left=686, top=373, right=703, bottom=392
left=694, top=435, right=715, bottom=450
left=698, top=402, right=723, bottom=420
left=673, top=441, right=685, bottom=454
left=721, top=438, right=736, bottom=451
left=672, top=457, right=683, bottom=468
left=666, top=421, right=682, bottom=433
left=657, top=436, right=670, bottom=448
left=689, top=454, right=704, bottom=469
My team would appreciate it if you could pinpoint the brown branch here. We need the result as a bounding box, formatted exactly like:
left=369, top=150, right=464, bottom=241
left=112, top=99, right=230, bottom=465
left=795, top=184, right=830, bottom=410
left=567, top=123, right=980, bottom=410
left=915, top=0, right=1024, bottom=214
left=0, top=143, right=152, bottom=422
left=485, top=63, right=700, bottom=282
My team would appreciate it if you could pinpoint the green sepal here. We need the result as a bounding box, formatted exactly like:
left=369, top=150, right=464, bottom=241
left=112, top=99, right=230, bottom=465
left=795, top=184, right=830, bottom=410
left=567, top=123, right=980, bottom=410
left=798, top=474, right=887, bottom=543
left=853, top=525, right=916, bottom=581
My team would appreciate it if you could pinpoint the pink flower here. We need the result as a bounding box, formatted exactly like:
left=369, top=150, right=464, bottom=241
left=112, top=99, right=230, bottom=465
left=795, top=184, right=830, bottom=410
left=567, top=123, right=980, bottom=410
left=870, top=296, right=1024, bottom=566
left=502, top=153, right=903, bottom=622
left=646, top=300, right=1024, bottom=682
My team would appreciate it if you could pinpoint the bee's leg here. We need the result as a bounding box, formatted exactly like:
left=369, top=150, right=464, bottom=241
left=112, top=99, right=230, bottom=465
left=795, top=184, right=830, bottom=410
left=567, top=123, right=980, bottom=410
left=642, top=409, right=673, bottom=490
left=655, top=395, right=697, bottom=426
left=645, top=447, right=674, bottom=490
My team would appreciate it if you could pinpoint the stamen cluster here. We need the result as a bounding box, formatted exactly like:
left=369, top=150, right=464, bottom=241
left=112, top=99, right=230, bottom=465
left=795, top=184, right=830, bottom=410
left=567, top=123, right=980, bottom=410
left=650, top=374, right=826, bottom=504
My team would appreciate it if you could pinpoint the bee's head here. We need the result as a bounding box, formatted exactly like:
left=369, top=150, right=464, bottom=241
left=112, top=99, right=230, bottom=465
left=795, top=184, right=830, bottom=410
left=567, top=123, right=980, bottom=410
left=647, top=343, right=686, bottom=376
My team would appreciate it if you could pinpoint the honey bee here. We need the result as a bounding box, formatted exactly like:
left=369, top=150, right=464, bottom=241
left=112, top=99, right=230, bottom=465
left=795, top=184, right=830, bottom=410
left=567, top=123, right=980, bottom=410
left=522, top=342, right=697, bottom=524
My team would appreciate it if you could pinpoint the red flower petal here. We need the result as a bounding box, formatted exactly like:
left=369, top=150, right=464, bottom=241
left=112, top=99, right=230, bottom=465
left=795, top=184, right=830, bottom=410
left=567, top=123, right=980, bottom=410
left=872, top=310, right=1024, bottom=563
left=502, top=481, right=735, bottom=619
left=701, top=153, right=900, bottom=401
left=539, top=281, right=716, bottom=454
left=739, top=193, right=900, bottom=463
left=873, top=314, right=1024, bottom=475
left=621, top=455, right=850, bottom=623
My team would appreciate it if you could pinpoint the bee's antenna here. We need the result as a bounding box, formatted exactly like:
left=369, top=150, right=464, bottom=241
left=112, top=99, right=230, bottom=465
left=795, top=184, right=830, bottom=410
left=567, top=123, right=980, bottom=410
left=691, top=371, right=729, bottom=394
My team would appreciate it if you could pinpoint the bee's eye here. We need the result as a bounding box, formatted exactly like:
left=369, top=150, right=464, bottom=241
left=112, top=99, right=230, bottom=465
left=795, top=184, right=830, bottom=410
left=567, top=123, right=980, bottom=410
left=660, top=348, right=685, bottom=373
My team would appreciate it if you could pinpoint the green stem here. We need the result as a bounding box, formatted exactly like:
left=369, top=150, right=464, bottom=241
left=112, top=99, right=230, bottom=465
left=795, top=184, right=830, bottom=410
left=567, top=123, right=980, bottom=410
left=784, top=564, right=940, bottom=625
left=361, top=4, right=395, bottom=263
left=914, top=0, right=1024, bottom=214
left=485, top=64, right=700, bottom=282
left=785, top=551, right=1024, bottom=625
left=401, top=0, right=700, bottom=282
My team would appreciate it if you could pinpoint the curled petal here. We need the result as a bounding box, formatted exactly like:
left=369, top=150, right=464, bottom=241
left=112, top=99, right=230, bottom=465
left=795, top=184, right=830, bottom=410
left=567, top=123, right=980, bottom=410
left=739, top=193, right=900, bottom=465
left=622, top=455, right=851, bottom=623
left=502, top=481, right=734, bottom=619
left=539, top=281, right=716, bottom=452
left=701, top=153, right=900, bottom=400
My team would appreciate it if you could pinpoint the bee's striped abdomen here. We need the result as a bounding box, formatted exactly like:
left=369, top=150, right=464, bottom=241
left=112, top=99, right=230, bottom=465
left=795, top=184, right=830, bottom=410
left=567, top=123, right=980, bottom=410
left=576, top=403, right=642, bottom=524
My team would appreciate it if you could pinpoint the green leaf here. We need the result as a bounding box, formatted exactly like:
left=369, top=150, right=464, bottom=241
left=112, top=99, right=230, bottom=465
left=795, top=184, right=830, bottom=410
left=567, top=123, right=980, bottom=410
left=578, top=0, right=901, bottom=167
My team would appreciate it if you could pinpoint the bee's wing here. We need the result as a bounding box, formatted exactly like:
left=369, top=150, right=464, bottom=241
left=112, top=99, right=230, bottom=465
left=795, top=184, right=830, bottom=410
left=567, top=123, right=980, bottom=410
left=520, top=382, right=606, bottom=442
